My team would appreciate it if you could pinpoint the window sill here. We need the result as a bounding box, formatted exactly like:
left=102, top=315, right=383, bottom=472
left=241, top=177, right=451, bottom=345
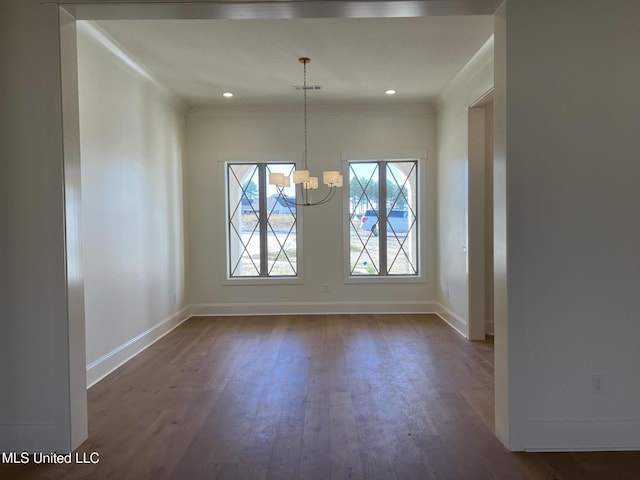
left=222, top=277, right=304, bottom=286
left=344, top=275, right=425, bottom=285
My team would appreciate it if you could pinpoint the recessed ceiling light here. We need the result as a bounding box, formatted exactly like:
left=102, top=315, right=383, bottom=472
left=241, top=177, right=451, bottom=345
left=385, top=89, right=397, bottom=95
left=222, top=92, right=234, bottom=98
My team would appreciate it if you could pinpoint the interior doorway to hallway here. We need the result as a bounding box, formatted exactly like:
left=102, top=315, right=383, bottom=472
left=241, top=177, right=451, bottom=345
left=468, top=92, right=494, bottom=341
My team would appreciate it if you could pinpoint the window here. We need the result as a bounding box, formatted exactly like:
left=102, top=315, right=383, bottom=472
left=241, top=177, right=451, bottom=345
left=348, top=160, right=418, bottom=276
left=226, top=162, right=298, bottom=278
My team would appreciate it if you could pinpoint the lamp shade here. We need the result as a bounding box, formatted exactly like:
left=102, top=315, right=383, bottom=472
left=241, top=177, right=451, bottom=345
left=269, top=173, right=285, bottom=186
left=304, top=177, right=319, bottom=190
left=323, top=171, right=341, bottom=186
left=292, top=169, right=310, bottom=184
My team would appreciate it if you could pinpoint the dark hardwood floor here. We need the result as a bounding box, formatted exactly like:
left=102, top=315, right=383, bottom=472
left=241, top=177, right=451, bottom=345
left=2, top=314, right=639, bottom=479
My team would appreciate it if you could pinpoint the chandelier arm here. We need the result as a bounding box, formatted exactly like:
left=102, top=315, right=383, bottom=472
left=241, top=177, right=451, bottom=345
left=274, top=186, right=308, bottom=207
left=305, top=186, right=336, bottom=206
left=275, top=185, right=337, bottom=207
left=279, top=195, right=306, bottom=208
left=315, top=186, right=337, bottom=205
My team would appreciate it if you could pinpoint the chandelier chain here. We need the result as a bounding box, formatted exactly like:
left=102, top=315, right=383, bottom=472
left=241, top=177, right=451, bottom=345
left=268, top=56, right=341, bottom=207
left=303, top=60, right=308, bottom=170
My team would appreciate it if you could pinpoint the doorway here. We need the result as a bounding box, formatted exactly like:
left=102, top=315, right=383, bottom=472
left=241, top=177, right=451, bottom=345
left=58, top=1, right=502, bottom=451
left=468, top=93, right=494, bottom=341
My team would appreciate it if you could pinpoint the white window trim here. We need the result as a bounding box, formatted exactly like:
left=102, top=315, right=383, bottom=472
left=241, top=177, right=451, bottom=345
left=342, top=151, right=427, bottom=284
left=220, top=155, right=305, bottom=284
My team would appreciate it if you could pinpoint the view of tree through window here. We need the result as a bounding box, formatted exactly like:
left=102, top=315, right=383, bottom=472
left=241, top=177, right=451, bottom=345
left=348, top=160, right=418, bottom=276
left=227, top=163, right=297, bottom=278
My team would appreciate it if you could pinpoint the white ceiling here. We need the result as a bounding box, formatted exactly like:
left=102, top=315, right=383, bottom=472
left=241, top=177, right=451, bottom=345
left=94, top=16, right=493, bottom=107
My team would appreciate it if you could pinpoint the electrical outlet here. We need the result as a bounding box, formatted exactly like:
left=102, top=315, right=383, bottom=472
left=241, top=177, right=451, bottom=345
left=592, top=374, right=605, bottom=394
left=323, top=283, right=329, bottom=293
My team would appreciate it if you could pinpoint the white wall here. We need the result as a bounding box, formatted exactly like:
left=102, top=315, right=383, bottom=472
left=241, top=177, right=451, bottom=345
left=77, top=23, right=189, bottom=386
left=60, top=9, right=89, bottom=448
left=0, top=0, right=80, bottom=452
left=187, top=104, right=436, bottom=313
left=493, top=1, right=509, bottom=447
left=484, top=102, right=494, bottom=334
left=435, top=38, right=494, bottom=337
left=503, top=0, right=640, bottom=450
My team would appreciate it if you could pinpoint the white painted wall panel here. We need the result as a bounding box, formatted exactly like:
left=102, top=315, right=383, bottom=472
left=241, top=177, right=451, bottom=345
left=505, top=0, right=640, bottom=450
left=493, top=2, right=508, bottom=447
left=0, top=0, right=74, bottom=452
left=186, top=104, right=436, bottom=310
left=484, top=102, right=494, bottom=334
left=77, top=24, right=188, bottom=370
left=435, top=38, right=494, bottom=337
left=60, top=9, right=89, bottom=448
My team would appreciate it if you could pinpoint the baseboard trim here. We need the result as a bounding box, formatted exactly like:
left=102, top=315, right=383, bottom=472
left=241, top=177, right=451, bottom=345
left=525, top=445, right=640, bottom=452
left=522, top=417, right=640, bottom=452
left=190, top=300, right=438, bottom=316
left=486, top=319, right=494, bottom=336
left=86, top=306, right=191, bottom=388
left=434, top=302, right=468, bottom=338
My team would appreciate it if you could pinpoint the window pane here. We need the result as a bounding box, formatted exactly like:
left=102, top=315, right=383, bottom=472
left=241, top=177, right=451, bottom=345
left=386, top=161, right=418, bottom=275
left=348, top=159, right=419, bottom=277
left=349, top=162, right=380, bottom=275
left=227, top=162, right=298, bottom=279
left=266, top=163, right=297, bottom=276
left=228, top=164, right=261, bottom=277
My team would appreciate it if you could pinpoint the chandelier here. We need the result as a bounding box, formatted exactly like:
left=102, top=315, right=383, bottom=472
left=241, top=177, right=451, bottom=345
left=268, top=57, right=343, bottom=206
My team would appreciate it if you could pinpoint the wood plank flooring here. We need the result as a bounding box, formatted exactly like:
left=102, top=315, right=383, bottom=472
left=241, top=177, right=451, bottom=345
left=2, top=314, right=639, bottom=479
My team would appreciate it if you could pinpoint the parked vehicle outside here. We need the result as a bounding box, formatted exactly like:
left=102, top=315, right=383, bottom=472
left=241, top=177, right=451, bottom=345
left=359, top=209, right=410, bottom=236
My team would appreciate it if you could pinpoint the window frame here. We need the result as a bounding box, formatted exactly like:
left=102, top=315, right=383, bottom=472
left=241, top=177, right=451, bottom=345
left=224, top=160, right=303, bottom=284
left=343, top=155, right=425, bottom=284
